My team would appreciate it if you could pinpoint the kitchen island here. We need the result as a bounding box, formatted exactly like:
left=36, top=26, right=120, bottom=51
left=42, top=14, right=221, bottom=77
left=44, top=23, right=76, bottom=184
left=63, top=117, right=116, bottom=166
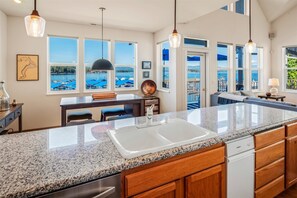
left=1, top=103, right=297, bottom=197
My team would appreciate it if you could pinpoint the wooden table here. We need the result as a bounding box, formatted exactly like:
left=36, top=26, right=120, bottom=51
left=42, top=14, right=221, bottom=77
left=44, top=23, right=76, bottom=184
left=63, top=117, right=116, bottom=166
left=258, top=95, right=286, bottom=102
left=0, top=104, right=23, bottom=134
left=60, top=94, right=145, bottom=127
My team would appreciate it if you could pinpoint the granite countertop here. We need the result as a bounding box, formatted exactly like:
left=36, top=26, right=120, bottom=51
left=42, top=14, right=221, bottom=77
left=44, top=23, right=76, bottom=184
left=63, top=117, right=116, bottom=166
left=1, top=103, right=297, bottom=197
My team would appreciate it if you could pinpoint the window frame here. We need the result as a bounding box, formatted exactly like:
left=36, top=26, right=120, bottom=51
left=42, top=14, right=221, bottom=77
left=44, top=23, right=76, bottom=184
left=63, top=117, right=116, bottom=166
left=113, top=40, right=138, bottom=91
left=157, top=40, right=171, bottom=92
left=217, top=43, right=233, bottom=92
left=283, top=46, right=297, bottom=93
left=83, top=38, right=112, bottom=93
left=47, top=35, right=79, bottom=95
left=235, top=45, right=246, bottom=91
left=249, top=47, right=263, bottom=91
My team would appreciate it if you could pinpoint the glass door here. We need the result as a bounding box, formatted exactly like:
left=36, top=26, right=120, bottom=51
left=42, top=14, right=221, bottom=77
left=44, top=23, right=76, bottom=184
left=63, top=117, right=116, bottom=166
left=186, top=52, right=206, bottom=110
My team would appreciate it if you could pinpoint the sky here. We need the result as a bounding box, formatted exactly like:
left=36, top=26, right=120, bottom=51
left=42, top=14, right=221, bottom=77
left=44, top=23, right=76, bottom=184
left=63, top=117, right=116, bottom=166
left=49, top=37, right=135, bottom=65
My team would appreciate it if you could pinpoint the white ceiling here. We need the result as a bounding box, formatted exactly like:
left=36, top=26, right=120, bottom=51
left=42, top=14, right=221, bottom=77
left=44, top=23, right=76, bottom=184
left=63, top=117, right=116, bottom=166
left=258, top=0, right=297, bottom=22
left=0, top=0, right=236, bottom=32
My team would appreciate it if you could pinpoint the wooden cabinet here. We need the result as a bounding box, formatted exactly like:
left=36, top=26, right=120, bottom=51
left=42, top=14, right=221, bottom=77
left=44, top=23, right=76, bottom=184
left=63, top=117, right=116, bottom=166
left=254, top=127, right=285, bottom=198
left=185, top=164, right=225, bottom=198
left=132, top=181, right=182, bottom=198
left=143, top=96, right=160, bottom=115
left=122, top=144, right=225, bottom=198
left=286, top=134, right=297, bottom=188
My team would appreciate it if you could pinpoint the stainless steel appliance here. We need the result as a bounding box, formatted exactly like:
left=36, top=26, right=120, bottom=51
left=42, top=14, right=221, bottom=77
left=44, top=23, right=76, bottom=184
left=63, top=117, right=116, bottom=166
left=226, top=135, right=255, bottom=198
left=38, top=173, right=121, bottom=198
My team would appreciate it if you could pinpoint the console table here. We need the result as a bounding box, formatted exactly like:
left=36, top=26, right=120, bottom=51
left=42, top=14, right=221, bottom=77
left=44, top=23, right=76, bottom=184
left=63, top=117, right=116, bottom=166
left=258, top=95, right=286, bottom=102
left=0, top=104, right=23, bottom=134
left=60, top=94, right=145, bottom=127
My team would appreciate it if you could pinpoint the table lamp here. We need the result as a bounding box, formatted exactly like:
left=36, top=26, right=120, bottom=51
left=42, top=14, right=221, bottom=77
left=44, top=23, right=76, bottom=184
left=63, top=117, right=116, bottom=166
left=268, top=78, right=279, bottom=95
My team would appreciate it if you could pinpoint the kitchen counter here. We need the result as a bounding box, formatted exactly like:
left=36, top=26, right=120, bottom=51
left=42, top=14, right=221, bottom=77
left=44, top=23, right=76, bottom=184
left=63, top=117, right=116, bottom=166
left=1, top=103, right=297, bottom=197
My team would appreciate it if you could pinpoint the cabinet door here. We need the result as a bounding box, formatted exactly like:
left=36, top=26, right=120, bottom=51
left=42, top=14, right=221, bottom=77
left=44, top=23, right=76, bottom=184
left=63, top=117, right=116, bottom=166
left=132, top=181, right=182, bottom=198
left=185, top=164, right=225, bottom=198
left=286, top=135, right=297, bottom=188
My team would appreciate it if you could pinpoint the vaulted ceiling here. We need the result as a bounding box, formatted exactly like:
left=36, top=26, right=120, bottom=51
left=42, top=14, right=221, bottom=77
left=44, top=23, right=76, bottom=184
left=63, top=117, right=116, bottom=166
left=0, top=0, right=237, bottom=32
left=1, top=0, right=297, bottom=33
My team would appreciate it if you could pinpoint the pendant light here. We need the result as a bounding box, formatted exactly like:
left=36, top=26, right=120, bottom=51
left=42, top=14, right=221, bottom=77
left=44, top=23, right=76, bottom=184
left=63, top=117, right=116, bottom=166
left=169, top=0, right=181, bottom=48
left=92, top=8, right=114, bottom=71
left=24, top=0, right=46, bottom=37
left=245, top=0, right=256, bottom=53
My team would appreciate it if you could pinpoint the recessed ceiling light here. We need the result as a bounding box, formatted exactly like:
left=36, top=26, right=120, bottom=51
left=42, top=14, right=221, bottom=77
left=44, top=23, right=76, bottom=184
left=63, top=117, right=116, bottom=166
left=14, top=0, right=22, bottom=4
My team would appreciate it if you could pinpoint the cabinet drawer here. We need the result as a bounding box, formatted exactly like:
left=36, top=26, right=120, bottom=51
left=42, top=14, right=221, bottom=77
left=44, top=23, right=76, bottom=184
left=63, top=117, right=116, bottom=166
left=125, top=146, right=225, bottom=197
left=254, top=127, right=285, bottom=150
left=255, top=175, right=284, bottom=198
left=255, top=141, right=285, bottom=169
left=132, top=181, right=179, bottom=198
left=0, top=119, right=5, bottom=133
left=144, top=99, right=159, bottom=106
left=14, top=108, right=22, bottom=119
left=255, top=158, right=284, bottom=189
left=286, top=122, right=297, bottom=137
left=5, top=113, right=15, bottom=126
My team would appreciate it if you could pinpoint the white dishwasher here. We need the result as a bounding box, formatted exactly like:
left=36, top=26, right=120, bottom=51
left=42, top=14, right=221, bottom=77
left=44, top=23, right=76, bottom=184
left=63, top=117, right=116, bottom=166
left=226, top=135, right=255, bottom=198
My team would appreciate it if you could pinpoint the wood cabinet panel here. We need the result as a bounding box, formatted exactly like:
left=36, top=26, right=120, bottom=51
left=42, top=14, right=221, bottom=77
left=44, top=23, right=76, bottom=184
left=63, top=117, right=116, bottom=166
left=255, top=175, right=284, bottom=198
left=286, top=122, right=297, bottom=137
left=255, top=141, right=285, bottom=169
left=254, top=127, right=285, bottom=150
left=255, top=158, right=284, bottom=189
left=132, top=181, right=182, bottom=198
left=125, top=147, right=224, bottom=197
left=286, top=135, right=297, bottom=188
left=185, top=164, right=225, bottom=198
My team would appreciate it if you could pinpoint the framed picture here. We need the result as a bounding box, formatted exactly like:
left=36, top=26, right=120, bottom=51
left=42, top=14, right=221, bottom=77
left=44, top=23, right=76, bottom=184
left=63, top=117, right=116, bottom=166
left=142, top=61, right=151, bottom=69
left=143, top=71, right=150, bottom=78
left=16, top=54, right=39, bottom=81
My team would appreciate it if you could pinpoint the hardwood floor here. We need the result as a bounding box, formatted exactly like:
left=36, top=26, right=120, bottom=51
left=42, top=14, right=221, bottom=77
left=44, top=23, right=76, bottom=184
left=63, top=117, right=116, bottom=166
left=276, top=184, right=297, bottom=198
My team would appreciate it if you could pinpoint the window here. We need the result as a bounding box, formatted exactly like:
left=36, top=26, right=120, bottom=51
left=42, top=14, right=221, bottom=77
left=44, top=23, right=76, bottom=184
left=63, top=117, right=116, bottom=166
left=217, top=44, right=232, bottom=92
left=235, top=46, right=245, bottom=91
left=284, top=47, right=297, bottom=91
left=114, top=41, right=137, bottom=89
left=48, top=36, right=78, bottom=93
left=221, top=5, right=228, bottom=11
left=250, top=48, right=263, bottom=90
left=184, top=38, right=208, bottom=48
left=84, top=39, right=110, bottom=91
left=235, top=0, right=245, bottom=14
left=157, top=41, right=170, bottom=89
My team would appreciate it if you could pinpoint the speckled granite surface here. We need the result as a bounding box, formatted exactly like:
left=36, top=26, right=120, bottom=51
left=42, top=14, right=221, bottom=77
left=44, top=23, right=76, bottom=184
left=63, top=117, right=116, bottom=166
left=1, top=103, right=297, bottom=197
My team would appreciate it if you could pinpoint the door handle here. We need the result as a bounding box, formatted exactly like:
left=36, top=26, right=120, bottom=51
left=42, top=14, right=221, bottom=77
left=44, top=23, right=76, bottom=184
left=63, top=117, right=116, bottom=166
left=92, top=187, right=115, bottom=198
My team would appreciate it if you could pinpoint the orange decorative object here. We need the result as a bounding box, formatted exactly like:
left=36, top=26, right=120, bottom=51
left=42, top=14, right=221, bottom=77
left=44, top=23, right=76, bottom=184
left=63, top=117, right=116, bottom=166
left=141, top=80, right=157, bottom=96
left=92, top=92, right=117, bottom=100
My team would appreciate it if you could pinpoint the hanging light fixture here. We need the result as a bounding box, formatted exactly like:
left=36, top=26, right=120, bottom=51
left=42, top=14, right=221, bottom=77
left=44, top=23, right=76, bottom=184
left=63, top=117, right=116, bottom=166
left=24, top=0, right=46, bottom=37
left=92, top=8, right=114, bottom=71
left=168, top=0, right=181, bottom=48
left=245, top=0, right=256, bottom=53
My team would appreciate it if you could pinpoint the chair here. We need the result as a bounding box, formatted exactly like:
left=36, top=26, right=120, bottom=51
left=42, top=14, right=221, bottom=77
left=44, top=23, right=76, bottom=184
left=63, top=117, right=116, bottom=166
left=66, top=110, right=94, bottom=126
left=100, top=107, right=127, bottom=121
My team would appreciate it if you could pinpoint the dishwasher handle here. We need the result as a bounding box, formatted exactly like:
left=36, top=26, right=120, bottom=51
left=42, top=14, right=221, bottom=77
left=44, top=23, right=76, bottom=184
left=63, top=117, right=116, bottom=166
left=93, top=187, right=115, bottom=198
left=226, top=149, right=255, bottom=163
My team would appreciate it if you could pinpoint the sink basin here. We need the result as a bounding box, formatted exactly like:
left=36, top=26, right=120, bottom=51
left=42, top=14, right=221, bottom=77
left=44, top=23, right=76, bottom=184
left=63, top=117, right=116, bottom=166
left=107, top=118, right=218, bottom=159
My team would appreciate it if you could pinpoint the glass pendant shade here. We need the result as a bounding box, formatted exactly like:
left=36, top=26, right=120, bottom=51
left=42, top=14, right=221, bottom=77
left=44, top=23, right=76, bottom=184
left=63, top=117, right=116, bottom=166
left=25, top=14, right=46, bottom=37
left=245, top=40, right=256, bottom=53
left=169, top=30, right=181, bottom=48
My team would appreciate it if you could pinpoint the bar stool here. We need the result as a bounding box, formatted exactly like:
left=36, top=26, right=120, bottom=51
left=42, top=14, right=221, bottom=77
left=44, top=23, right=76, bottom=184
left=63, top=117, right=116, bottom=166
left=107, top=114, right=134, bottom=121
left=100, top=107, right=127, bottom=121
left=66, top=110, right=94, bottom=126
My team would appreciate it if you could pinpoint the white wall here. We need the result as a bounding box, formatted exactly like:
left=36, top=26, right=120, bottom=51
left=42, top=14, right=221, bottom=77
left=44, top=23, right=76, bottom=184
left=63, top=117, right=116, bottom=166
left=0, top=10, right=7, bottom=82
left=6, top=16, right=154, bottom=130
left=271, top=5, right=297, bottom=104
left=155, top=0, right=271, bottom=113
